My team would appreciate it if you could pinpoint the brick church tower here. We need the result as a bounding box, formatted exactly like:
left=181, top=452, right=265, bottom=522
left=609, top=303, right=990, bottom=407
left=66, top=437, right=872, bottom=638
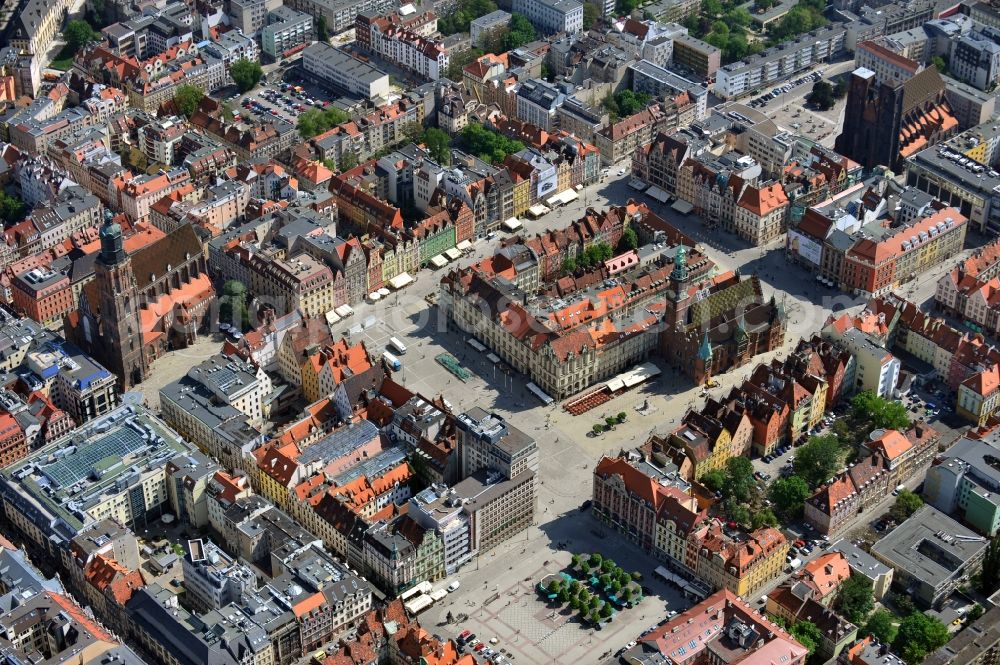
left=93, top=209, right=148, bottom=389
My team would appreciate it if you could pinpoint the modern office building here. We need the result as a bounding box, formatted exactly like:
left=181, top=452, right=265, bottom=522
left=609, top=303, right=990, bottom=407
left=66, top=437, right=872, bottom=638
left=261, top=7, right=313, bottom=61
left=511, top=0, right=583, bottom=35
left=925, top=435, right=1000, bottom=537
left=870, top=505, right=989, bottom=609
left=0, top=403, right=198, bottom=558
left=302, top=42, right=392, bottom=100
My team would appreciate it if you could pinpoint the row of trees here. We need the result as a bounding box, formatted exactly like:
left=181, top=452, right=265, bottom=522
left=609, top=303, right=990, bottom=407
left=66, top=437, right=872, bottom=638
left=561, top=241, right=614, bottom=275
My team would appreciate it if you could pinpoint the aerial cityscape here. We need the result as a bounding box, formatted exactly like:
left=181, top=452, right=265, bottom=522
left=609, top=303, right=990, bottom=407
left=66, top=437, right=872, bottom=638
left=2, top=0, right=1000, bottom=662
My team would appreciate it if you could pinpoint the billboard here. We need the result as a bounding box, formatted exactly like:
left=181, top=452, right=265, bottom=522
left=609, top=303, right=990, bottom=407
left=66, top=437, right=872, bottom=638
left=788, top=229, right=822, bottom=266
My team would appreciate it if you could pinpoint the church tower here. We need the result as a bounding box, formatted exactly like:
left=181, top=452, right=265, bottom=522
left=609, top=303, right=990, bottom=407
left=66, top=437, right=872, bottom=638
left=93, top=210, right=148, bottom=389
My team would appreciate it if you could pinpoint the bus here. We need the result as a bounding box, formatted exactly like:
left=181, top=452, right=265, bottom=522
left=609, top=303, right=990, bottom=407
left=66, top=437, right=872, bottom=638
left=382, top=351, right=402, bottom=371
left=388, top=337, right=407, bottom=355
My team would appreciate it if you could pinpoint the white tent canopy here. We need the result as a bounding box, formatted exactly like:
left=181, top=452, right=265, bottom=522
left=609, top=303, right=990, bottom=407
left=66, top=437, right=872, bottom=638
left=672, top=199, right=694, bottom=214
left=456, top=240, right=473, bottom=252
left=335, top=304, right=354, bottom=317
left=503, top=218, right=523, bottom=231
left=645, top=186, right=669, bottom=203
left=444, top=247, right=462, bottom=261
left=429, top=255, right=448, bottom=268
left=389, top=272, right=413, bottom=289
left=325, top=310, right=342, bottom=326
left=368, top=291, right=381, bottom=302
left=378, top=287, right=390, bottom=297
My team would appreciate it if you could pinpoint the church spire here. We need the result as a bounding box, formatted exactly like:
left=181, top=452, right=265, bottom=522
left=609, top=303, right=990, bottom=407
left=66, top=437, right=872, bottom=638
left=98, top=208, right=125, bottom=266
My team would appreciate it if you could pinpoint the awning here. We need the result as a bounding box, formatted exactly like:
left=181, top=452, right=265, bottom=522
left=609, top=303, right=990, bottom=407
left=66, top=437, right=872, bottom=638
left=622, top=362, right=661, bottom=387
left=561, top=189, right=578, bottom=204
left=629, top=178, right=649, bottom=191
left=389, top=272, right=413, bottom=289
left=645, top=186, right=669, bottom=203
left=671, top=199, right=694, bottom=214
left=325, top=310, right=342, bottom=326
left=444, top=248, right=462, bottom=261
left=503, top=218, right=522, bottom=231
left=606, top=377, right=626, bottom=392
left=575, top=183, right=583, bottom=191
left=456, top=239, right=473, bottom=252
left=487, top=353, right=501, bottom=364
left=378, top=287, right=390, bottom=297
left=430, top=255, right=448, bottom=268
left=335, top=304, right=354, bottom=317
left=527, top=204, right=549, bottom=218
left=368, top=291, right=381, bottom=301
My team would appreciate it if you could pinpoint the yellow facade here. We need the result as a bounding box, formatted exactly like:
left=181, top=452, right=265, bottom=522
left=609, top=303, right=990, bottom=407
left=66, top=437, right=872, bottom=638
left=300, top=356, right=322, bottom=404
left=808, top=381, right=828, bottom=428
left=693, top=428, right=734, bottom=481
left=512, top=178, right=530, bottom=217
left=735, top=542, right=789, bottom=598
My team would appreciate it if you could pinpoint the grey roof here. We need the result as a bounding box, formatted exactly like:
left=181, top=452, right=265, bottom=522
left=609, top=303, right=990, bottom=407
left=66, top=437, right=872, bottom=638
left=456, top=408, right=536, bottom=457
left=628, top=60, right=707, bottom=97
left=828, top=538, right=891, bottom=582
left=933, top=435, right=1000, bottom=490
left=0, top=405, right=196, bottom=542
left=870, top=505, right=989, bottom=587
left=302, top=42, right=388, bottom=85
left=296, top=420, right=381, bottom=466
left=907, top=145, right=1000, bottom=194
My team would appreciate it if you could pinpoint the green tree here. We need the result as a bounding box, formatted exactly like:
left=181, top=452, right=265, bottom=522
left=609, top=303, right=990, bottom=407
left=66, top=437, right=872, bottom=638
left=557, top=587, right=570, bottom=603
left=614, top=90, right=652, bottom=116
left=298, top=106, right=349, bottom=138
left=546, top=579, right=560, bottom=594
left=569, top=595, right=581, bottom=610
left=439, top=0, right=498, bottom=34
left=807, top=80, right=835, bottom=110
left=851, top=391, right=911, bottom=430
left=931, top=55, right=948, bottom=75
left=504, top=13, right=537, bottom=50
left=751, top=508, right=778, bottom=529
left=174, top=84, right=205, bottom=118
left=336, top=152, right=358, bottom=171
left=967, top=604, right=984, bottom=622
left=978, top=535, right=1000, bottom=595
left=725, top=456, right=758, bottom=504
left=836, top=575, right=874, bottom=624
left=790, top=621, right=822, bottom=656
left=0, top=191, right=29, bottom=224
left=570, top=554, right=581, bottom=568
left=589, top=553, right=602, bottom=567
left=701, top=469, right=726, bottom=493
left=888, top=490, right=923, bottom=523
left=833, top=77, right=848, bottom=98
left=893, top=613, right=950, bottom=665
left=616, top=0, right=641, bottom=14
left=63, top=19, right=100, bottom=55
left=794, top=435, right=844, bottom=489
left=754, top=0, right=776, bottom=10
left=219, top=280, right=249, bottom=330
left=583, top=1, right=601, bottom=28
left=863, top=610, right=898, bottom=645
left=316, top=15, right=329, bottom=41
left=562, top=257, right=578, bottom=274
left=421, top=127, right=451, bottom=165
left=617, top=228, right=638, bottom=253
left=701, top=0, right=724, bottom=16
left=726, top=6, right=753, bottom=26
left=725, top=498, right=752, bottom=527
left=230, top=59, right=263, bottom=93
left=769, top=475, right=812, bottom=519
left=458, top=123, right=523, bottom=164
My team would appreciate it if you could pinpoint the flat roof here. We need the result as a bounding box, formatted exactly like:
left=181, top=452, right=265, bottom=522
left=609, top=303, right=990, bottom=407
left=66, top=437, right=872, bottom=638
left=870, top=505, right=988, bottom=588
